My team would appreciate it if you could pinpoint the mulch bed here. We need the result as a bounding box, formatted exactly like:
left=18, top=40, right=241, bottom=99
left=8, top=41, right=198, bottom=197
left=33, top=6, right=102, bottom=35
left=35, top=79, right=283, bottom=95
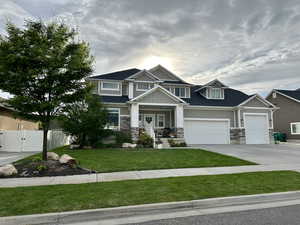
left=1, top=160, right=96, bottom=178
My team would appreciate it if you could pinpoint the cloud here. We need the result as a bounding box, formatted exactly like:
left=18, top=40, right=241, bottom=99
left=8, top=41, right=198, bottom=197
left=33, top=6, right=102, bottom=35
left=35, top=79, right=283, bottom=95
left=1, top=0, right=300, bottom=97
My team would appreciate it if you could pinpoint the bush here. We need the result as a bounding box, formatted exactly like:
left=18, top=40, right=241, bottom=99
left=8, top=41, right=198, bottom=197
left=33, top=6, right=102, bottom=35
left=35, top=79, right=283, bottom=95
left=115, top=131, right=132, bottom=144
left=168, top=139, right=187, bottom=147
left=137, top=133, right=153, bottom=148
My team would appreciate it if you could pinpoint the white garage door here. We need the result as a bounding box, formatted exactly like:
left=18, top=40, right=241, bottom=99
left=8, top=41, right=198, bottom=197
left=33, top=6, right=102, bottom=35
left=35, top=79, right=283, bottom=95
left=184, top=119, right=230, bottom=144
left=244, top=114, right=269, bottom=144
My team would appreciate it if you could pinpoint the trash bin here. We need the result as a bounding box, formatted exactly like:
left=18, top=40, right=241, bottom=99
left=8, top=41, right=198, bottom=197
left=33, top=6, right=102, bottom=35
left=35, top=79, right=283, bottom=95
left=273, top=132, right=287, bottom=142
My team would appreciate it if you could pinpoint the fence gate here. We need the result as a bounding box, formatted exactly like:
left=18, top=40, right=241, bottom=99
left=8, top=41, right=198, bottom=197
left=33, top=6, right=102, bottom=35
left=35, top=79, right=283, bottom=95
left=0, top=130, right=43, bottom=152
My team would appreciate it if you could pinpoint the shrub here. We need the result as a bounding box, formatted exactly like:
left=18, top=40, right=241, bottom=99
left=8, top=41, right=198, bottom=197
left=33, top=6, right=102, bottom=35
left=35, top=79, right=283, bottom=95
left=115, top=131, right=132, bottom=144
left=36, top=164, right=47, bottom=172
left=137, top=133, right=153, bottom=148
left=32, top=156, right=42, bottom=162
left=168, top=139, right=187, bottom=147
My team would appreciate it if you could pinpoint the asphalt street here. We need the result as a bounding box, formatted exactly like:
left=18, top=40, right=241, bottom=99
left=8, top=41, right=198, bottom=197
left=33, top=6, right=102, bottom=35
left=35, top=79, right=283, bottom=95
left=127, top=204, right=300, bottom=225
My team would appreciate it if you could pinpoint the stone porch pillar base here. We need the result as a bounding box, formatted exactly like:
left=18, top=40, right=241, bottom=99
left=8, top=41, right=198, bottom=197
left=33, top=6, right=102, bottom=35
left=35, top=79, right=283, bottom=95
left=131, top=127, right=139, bottom=142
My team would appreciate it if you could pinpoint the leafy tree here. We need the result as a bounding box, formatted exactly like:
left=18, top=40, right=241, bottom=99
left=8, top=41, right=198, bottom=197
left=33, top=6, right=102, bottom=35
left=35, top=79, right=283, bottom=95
left=60, top=94, right=109, bottom=148
left=0, top=20, right=93, bottom=160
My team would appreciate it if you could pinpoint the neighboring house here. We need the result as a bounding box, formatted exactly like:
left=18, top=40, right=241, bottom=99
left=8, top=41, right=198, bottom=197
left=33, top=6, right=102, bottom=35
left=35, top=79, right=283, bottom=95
left=0, top=98, right=39, bottom=130
left=88, top=65, right=275, bottom=145
left=266, top=89, right=300, bottom=141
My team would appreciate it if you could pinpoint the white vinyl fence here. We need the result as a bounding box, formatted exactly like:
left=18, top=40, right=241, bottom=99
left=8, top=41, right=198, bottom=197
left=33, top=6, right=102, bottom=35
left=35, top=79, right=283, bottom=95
left=0, top=130, right=70, bottom=152
left=47, top=130, right=70, bottom=150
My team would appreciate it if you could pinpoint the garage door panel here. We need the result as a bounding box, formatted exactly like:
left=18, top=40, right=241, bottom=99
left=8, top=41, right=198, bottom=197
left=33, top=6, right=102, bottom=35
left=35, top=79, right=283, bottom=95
left=244, top=114, right=269, bottom=144
left=184, top=120, right=230, bottom=144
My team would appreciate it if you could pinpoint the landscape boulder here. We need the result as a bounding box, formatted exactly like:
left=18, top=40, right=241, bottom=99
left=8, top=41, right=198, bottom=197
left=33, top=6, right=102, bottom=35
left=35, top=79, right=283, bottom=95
left=0, top=164, right=18, bottom=177
left=59, top=154, right=76, bottom=165
left=122, top=143, right=137, bottom=148
left=47, top=152, right=59, bottom=161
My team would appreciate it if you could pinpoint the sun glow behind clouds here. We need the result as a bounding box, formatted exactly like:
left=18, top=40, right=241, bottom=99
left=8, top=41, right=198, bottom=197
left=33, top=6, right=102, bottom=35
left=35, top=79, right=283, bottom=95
left=140, top=55, right=174, bottom=70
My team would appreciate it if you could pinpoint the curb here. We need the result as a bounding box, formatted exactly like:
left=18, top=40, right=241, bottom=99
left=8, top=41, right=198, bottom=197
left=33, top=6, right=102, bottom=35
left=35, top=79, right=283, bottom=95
left=1, top=191, right=300, bottom=225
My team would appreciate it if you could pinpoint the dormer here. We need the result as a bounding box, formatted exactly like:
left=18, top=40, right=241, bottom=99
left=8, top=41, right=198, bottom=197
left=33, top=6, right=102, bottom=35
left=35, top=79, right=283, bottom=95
left=195, top=79, right=228, bottom=100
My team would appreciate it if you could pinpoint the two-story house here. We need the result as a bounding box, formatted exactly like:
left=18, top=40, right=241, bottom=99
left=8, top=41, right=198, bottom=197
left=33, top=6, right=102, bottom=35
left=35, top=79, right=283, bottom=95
left=266, top=89, right=300, bottom=142
left=88, top=65, right=276, bottom=145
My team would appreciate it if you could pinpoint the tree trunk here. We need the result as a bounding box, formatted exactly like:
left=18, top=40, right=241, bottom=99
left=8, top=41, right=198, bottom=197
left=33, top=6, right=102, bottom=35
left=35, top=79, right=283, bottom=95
left=42, top=128, right=48, bottom=161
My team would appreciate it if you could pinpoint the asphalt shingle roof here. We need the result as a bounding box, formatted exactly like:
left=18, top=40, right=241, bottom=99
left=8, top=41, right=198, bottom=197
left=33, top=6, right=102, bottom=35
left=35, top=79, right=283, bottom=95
left=162, top=80, right=191, bottom=85
left=92, top=68, right=252, bottom=107
left=183, top=86, right=250, bottom=107
left=276, top=89, right=300, bottom=102
left=99, top=95, right=129, bottom=103
left=90, top=68, right=140, bottom=80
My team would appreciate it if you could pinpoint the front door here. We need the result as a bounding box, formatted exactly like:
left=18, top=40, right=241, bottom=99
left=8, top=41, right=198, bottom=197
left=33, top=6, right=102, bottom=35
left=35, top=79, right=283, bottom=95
left=144, top=114, right=155, bottom=128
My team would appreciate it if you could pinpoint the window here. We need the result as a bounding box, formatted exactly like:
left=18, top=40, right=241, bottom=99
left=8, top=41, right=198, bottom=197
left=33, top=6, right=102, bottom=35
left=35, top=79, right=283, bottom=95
left=157, top=114, right=165, bottom=128
left=107, top=108, right=119, bottom=130
left=101, top=82, right=120, bottom=91
left=291, top=122, right=300, bottom=135
left=209, top=88, right=223, bottom=99
left=136, top=83, right=153, bottom=91
left=165, top=87, right=189, bottom=98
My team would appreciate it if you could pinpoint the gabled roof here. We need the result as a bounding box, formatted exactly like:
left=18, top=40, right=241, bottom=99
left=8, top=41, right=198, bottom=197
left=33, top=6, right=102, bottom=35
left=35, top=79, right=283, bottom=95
left=89, top=68, right=140, bottom=80
left=126, top=69, right=161, bottom=81
left=238, top=94, right=276, bottom=108
left=194, top=79, right=228, bottom=92
left=129, top=86, right=187, bottom=104
left=272, top=89, right=300, bottom=103
left=149, top=65, right=186, bottom=82
left=185, top=86, right=250, bottom=107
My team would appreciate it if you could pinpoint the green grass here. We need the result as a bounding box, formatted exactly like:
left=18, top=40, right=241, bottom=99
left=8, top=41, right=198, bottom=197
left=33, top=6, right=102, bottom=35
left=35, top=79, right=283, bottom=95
left=17, top=146, right=255, bottom=172
left=1, top=171, right=300, bottom=217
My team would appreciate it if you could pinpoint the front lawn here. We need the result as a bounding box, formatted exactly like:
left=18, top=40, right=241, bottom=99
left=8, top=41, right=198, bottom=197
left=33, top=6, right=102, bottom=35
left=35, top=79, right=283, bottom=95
left=1, top=171, right=300, bottom=217
left=18, top=147, right=255, bottom=172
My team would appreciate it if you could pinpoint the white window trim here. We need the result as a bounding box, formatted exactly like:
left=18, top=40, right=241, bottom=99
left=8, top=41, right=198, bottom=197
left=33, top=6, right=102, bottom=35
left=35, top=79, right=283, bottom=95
left=165, top=86, right=189, bottom=98
left=207, top=87, right=224, bottom=99
left=156, top=114, right=165, bottom=128
left=106, top=108, right=120, bottom=130
left=136, top=82, right=152, bottom=91
left=290, top=122, right=300, bottom=135
left=101, top=81, right=120, bottom=91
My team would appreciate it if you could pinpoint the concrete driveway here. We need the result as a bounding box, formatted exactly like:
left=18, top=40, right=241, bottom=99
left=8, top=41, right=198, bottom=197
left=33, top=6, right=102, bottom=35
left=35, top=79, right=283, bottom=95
left=0, top=152, right=37, bottom=166
left=197, top=144, right=300, bottom=165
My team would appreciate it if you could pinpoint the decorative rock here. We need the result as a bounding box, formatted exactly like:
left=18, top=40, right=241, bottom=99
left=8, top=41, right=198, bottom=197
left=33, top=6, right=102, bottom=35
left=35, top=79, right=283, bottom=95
left=0, top=164, right=18, bottom=177
left=122, top=143, right=137, bottom=148
left=129, top=143, right=137, bottom=148
left=59, top=154, right=76, bottom=165
left=122, top=143, right=130, bottom=148
left=47, top=152, right=59, bottom=161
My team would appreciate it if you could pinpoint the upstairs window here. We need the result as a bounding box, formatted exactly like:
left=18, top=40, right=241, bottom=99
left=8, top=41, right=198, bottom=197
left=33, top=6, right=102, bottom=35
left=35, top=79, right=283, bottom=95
left=136, top=83, right=153, bottom=91
left=209, top=88, right=224, bottom=99
left=101, top=81, right=120, bottom=91
left=165, top=87, right=189, bottom=98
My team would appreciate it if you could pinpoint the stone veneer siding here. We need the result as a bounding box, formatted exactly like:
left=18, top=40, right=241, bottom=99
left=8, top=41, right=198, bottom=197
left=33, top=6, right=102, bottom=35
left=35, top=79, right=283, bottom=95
left=230, top=128, right=274, bottom=144
left=120, top=116, right=130, bottom=132
left=230, top=128, right=245, bottom=144
left=131, top=127, right=139, bottom=141
left=175, top=128, right=184, bottom=138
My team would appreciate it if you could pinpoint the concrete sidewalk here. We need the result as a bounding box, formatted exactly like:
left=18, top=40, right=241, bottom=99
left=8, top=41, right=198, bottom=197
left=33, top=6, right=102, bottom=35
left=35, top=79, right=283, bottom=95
left=2, top=191, right=300, bottom=225
left=2, top=164, right=300, bottom=188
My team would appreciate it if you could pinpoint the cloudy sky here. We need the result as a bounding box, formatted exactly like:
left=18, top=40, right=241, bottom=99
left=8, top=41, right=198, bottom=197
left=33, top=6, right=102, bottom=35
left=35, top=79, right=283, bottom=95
left=1, top=0, right=300, bottom=96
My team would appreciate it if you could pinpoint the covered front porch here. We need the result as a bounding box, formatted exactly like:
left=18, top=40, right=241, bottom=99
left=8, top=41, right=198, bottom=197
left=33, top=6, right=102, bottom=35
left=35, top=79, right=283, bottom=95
left=130, top=103, right=184, bottom=141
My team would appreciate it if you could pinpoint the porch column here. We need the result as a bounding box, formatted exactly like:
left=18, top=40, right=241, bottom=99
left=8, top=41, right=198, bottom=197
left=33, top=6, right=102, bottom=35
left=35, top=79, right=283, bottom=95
left=175, top=104, right=184, bottom=138
left=130, top=103, right=139, bottom=141
left=128, top=82, right=134, bottom=99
